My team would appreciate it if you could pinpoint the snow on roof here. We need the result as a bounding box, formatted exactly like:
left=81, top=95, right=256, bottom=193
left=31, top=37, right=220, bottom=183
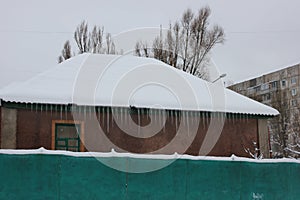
left=0, top=148, right=298, bottom=163
left=0, top=53, right=279, bottom=116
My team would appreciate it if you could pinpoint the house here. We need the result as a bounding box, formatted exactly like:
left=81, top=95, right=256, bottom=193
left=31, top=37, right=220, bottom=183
left=0, top=54, right=279, bottom=157
left=229, top=63, right=300, bottom=157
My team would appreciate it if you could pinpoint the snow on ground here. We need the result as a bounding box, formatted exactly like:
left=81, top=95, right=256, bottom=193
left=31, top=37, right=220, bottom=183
left=0, top=147, right=299, bottom=164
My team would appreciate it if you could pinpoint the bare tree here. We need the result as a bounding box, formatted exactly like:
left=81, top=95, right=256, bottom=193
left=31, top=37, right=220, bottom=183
left=135, top=41, right=150, bottom=57
left=58, top=21, right=118, bottom=63
left=266, top=72, right=300, bottom=158
left=181, top=8, right=194, bottom=72
left=74, top=21, right=89, bottom=53
left=89, top=26, right=104, bottom=53
left=105, top=33, right=116, bottom=54
left=58, top=40, right=72, bottom=63
left=135, top=7, right=225, bottom=80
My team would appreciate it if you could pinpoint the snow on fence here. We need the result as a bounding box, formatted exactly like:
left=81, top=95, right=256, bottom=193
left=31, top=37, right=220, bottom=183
left=0, top=148, right=300, bottom=199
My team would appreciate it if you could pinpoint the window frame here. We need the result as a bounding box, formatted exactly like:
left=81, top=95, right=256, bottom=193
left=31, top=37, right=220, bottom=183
left=51, top=120, right=85, bottom=152
left=291, top=99, right=297, bottom=107
left=281, top=79, right=286, bottom=87
left=291, top=88, right=297, bottom=96
left=291, top=77, right=297, bottom=85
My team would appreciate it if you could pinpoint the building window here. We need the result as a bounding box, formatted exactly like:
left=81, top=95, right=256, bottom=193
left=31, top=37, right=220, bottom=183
left=281, top=80, right=286, bottom=87
left=262, top=93, right=271, bottom=101
left=291, top=88, right=297, bottom=96
left=291, top=77, right=297, bottom=85
left=254, top=85, right=261, bottom=92
left=261, top=83, right=269, bottom=91
left=291, top=99, right=297, bottom=107
left=249, top=79, right=256, bottom=87
left=51, top=120, right=84, bottom=152
left=271, top=81, right=278, bottom=89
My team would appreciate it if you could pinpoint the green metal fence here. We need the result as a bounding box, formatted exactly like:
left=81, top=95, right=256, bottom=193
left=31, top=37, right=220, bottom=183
left=0, top=153, right=299, bottom=199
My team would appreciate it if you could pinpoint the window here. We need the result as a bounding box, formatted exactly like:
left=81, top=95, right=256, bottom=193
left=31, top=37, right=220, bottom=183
left=291, top=99, right=297, bottom=107
left=52, top=120, right=84, bottom=152
left=261, top=83, right=269, bottom=91
left=271, top=81, right=278, bottom=89
left=291, top=77, right=297, bottom=85
left=262, top=93, right=271, bottom=101
left=249, top=79, right=257, bottom=87
left=291, top=88, right=297, bottom=96
left=281, top=80, right=286, bottom=87
left=254, top=85, right=261, bottom=92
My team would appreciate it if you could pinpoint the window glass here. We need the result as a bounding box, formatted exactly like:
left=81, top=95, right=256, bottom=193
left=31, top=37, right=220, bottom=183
left=282, top=80, right=286, bottom=87
left=291, top=88, right=297, bottom=96
left=55, top=123, right=81, bottom=152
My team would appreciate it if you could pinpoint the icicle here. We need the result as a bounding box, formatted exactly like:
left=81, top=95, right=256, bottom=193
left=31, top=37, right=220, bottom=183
left=111, top=108, right=114, bottom=128
left=200, top=112, right=203, bottom=127
left=163, top=110, right=168, bottom=133
left=137, top=109, right=140, bottom=136
left=55, top=104, right=58, bottom=115
left=123, top=108, right=126, bottom=127
left=60, top=105, right=63, bottom=119
left=206, top=112, right=209, bottom=126
left=101, top=107, right=104, bottom=126
left=186, top=111, right=189, bottom=126
left=86, top=106, right=89, bottom=119
left=170, top=110, right=173, bottom=126
left=77, top=105, right=80, bottom=116
left=181, top=111, right=185, bottom=127
left=97, top=107, right=100, bottom=122
left=83, top=106, right=86, bottom=120
left=65, top=105, right=67, bottom=120
left=193, top=111, right=195, bottom=125
left=149, top=109, right=152, bottom=124
left=50, top=104, right=52, bottom=116
left=174, top=110, right=178, bottom=130
left=123, top=108, right=126, bottom=125
left=90, top=106, right=93, bottom=120
left=115, top=107, right=118, bottom=127
left=186, top=111, right=190, bottom=136
left=106, top=108, right=110, bottom=133
left=124, top=108, right=127, bottom=126
left=45, top=104, right=47, bottom=116
left=158, top=109, right=161, bottom=127
left=162, top=110, right=165, bottom=131
left=118, top=107, right=121, bottom=125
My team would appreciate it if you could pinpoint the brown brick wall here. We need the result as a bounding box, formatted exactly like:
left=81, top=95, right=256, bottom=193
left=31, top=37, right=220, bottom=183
left=0, top=107, right=1, bottom=146
left=15, top=108, right=258, bottom=157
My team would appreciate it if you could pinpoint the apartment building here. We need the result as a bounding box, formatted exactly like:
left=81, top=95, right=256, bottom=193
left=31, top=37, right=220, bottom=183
left=229, top=64, right=300, bottom=158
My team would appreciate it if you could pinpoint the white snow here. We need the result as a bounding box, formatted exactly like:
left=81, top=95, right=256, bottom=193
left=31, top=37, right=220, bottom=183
left=0, top=147, right=299, bottom=163
left=0, top=53, right=279, bottom=116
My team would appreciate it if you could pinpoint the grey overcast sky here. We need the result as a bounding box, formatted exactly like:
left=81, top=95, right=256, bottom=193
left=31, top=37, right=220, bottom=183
left=1, top=0, right=300, bottom=87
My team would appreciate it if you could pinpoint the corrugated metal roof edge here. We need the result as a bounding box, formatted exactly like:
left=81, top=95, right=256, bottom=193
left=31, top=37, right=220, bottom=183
left=0, top=99, right=278, bottom=117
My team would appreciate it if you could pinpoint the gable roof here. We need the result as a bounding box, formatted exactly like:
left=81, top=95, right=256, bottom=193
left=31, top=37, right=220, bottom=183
left=0, top=53, right=279, bottom=116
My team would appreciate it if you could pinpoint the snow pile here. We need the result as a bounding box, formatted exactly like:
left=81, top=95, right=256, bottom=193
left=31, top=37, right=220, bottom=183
left=0, top=148, right=299, bottom=163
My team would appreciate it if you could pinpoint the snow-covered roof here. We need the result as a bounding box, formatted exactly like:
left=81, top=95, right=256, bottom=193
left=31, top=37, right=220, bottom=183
left=0, top=53, right=279, bottom=116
